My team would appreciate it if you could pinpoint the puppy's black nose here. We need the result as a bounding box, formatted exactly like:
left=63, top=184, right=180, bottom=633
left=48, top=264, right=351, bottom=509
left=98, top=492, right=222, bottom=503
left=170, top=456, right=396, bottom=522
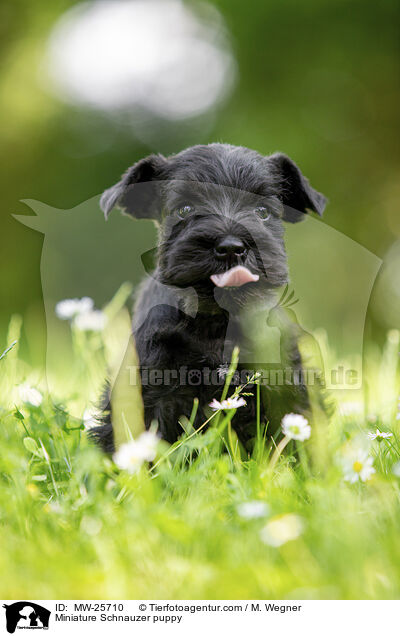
left=214, top=236, right=247, bottom=260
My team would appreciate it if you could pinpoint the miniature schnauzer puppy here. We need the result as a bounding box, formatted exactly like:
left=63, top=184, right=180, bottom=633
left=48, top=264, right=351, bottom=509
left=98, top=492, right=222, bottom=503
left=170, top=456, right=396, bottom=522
left=90, top=143, right=326, bottom=452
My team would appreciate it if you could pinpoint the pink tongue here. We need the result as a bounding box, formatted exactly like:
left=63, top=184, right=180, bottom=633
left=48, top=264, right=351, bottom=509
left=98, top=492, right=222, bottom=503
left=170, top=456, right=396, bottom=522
left=210, top=265, right=259, bottom=288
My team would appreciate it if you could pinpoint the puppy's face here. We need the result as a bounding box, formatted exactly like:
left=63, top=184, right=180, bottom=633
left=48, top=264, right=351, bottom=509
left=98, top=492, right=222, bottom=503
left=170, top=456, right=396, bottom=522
left=101, top=144, right=326, bottom=308
left=156, top=180, right=287, bottom=308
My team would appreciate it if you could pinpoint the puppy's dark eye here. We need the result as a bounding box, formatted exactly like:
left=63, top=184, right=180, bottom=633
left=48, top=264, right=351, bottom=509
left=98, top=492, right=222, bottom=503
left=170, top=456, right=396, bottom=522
left=255, top=206, right=271, bottom=221
left=176, top=205, right=193, bottom=219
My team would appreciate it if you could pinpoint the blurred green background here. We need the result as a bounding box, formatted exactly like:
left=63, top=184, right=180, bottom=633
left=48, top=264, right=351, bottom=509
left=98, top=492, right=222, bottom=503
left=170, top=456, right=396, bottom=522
left=1, top=0, right=399, bottom=363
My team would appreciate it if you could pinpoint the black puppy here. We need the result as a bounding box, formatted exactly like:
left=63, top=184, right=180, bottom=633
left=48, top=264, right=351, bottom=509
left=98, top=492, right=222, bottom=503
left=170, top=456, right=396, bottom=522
left=90, top=144, right=326, bottom=452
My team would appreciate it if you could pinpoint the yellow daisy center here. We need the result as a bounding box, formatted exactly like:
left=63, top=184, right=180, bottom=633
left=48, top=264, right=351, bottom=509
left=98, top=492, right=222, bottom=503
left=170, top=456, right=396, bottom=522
left=353, top=461, right=363, bottom=473
left=291, top=425, right=300, bottom=435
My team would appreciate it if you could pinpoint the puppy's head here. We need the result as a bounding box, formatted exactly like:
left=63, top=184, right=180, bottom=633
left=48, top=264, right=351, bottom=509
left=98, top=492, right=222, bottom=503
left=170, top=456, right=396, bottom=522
left=101, top=144, right=326, bottom=308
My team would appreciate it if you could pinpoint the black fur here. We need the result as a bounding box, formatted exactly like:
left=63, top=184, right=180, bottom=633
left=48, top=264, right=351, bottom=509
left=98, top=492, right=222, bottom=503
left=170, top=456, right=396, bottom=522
left=90, top=143, right=327, bottom=452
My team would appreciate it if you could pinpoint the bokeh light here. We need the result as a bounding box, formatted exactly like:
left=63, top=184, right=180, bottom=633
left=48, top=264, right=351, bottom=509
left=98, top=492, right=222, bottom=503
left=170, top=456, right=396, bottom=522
left=44, top=0, right=236, bottom=120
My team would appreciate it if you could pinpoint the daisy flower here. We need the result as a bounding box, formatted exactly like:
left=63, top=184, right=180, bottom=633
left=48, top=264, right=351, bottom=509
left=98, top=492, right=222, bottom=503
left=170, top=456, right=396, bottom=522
left=113, top=431, right=160, bottom=474
left=342, top=450, right=375, bottom=483
left=237, top=501, right=269, bottom=520
left=367, top=429, right=392, bottom=441
left=55, top=296, right=94, bottom=320
left=281, top=413, right=311, bottom=441
left=209, top=396, right=246, bottom=410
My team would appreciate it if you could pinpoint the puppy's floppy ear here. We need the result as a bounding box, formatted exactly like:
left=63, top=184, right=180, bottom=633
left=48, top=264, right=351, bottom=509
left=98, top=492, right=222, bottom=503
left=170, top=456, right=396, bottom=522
left=268, top=153, right=327, bottom=223
left=100, top=154, right=167, bottom=220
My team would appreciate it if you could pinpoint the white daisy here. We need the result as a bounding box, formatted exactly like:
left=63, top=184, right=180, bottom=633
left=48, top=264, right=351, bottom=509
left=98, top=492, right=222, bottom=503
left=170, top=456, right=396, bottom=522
left=73, top=309, right=107, bottom=332
left=281, top=413, right=311, bottom=441
left=260, top=514, right=303, bottom=547
left=55, top=296, right=94, bottom=320
left=342, top=450, right=375, bottom=483
left=367, top=429, right=393, bottom=441
left=18, top=384, right=43, bottom=407
left=237, top=501, right=269, bottom=520
left=113, top=431, right=160, bottom=474
left=133, top=430, right=160, bottom=461
left=209, top=396, right=246, bottom=410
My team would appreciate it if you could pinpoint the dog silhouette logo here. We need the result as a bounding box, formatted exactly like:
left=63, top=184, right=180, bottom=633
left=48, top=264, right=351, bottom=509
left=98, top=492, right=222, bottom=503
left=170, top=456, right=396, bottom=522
left=2, top=602, right=50, bottom=633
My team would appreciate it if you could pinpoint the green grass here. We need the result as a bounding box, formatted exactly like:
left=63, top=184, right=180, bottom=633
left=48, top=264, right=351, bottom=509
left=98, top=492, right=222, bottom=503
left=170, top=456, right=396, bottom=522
left=1, top=308, right=400, bottom=600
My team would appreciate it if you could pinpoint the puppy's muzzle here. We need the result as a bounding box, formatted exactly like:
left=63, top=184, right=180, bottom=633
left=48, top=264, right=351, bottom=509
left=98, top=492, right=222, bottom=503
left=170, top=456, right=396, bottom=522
left=211, top=235, right=259, bottom=288
left=214, top=235, right=248, bottom=263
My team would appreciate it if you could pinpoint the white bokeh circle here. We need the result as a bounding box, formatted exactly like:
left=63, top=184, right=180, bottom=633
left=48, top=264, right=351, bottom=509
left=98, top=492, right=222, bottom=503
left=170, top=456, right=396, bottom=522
left=45, top=0, right=236, bottom=120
